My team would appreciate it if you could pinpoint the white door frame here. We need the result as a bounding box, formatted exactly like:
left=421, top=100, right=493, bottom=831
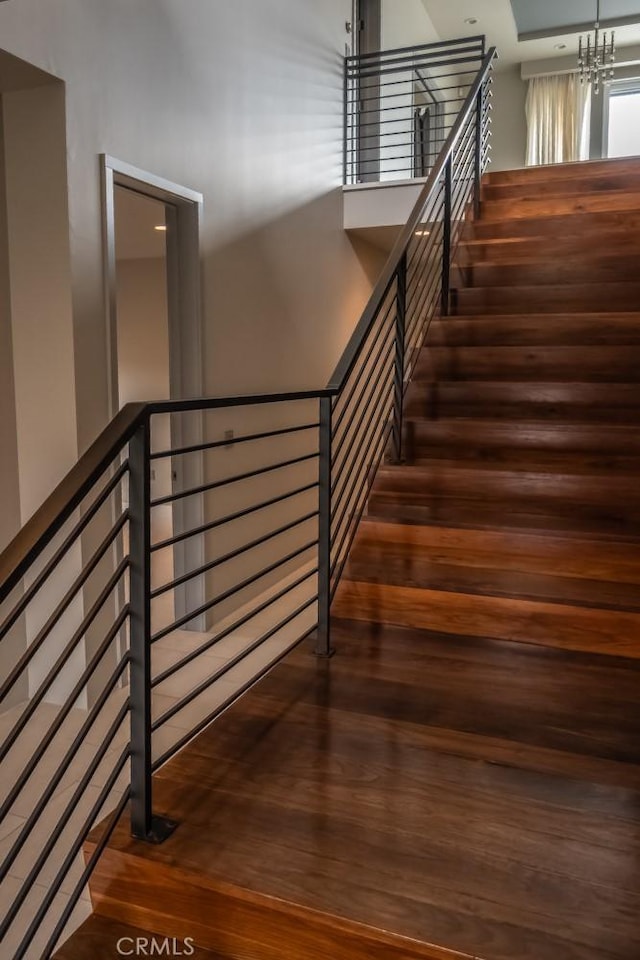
left=100, top=155, right=206, bottom=629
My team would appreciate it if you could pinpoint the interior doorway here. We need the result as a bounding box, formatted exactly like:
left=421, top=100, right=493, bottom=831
left=101, top=156, right=205, bottom=631
left=354, top=0, right=382, bottom=182
left=113, top=186, right=175, bottom=628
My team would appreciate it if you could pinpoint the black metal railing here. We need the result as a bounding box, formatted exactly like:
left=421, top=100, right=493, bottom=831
left=345, top=36, right=487, bottom=185
left=0, top=43, right=495, bottom=959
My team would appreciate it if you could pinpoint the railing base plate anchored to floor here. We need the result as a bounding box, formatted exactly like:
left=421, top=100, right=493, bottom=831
left=132, top=815, right=179, bottom=845
left=314, top=646, right=336, bottom=659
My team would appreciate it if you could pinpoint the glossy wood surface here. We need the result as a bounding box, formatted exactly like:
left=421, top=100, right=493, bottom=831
left=457, top=231, right=640, bottom=264
left=427, top=314, right=640, bottom=347
left=84, top=622, right=640, bottom=960
left=483, top=156, right=640, bottom=185
left=482, top=171, right=640, bottom=201
left=63, top=159, right=640, bottom=960
left=55, top=916, right=224, bottom=959
left=466, top=209, right=640, bottom=241
left=480, top=189, right=640, bottom=221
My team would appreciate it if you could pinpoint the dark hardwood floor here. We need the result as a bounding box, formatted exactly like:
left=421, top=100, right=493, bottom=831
left=83, top=621, right=640, bottom=960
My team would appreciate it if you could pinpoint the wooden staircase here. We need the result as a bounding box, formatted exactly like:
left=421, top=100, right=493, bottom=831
left=57, top=159, right=640, bottom=960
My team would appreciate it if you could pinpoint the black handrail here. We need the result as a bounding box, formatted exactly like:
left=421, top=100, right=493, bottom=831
left=0, top=39, right=495, bottom=959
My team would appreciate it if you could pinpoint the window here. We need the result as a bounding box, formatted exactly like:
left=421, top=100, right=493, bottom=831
left=607, top=79, right=640, bottom=158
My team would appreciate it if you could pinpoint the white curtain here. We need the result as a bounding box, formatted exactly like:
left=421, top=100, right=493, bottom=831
left=525, top=73, right=591, bottom=166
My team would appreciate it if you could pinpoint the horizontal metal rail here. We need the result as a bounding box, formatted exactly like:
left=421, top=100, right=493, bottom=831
left=150, top=510, right=318, bottom=599
left=151, top=451, right=318, bottom=507
left=150, top=421, right=319, bottom=461
left=151, top=538, right=319, bottom=643
left=151, top=480, right=318, bottom=553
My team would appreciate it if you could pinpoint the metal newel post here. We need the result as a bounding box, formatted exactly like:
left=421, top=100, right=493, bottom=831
left=129, top=416, right=177, bottom=843
left=474, top=86, right=484, bottom=219
left=316, top=396, right=335, bottom=658
left=441, top=157, right=452, bottom=317
left=391, top=254, right=407, bottom=463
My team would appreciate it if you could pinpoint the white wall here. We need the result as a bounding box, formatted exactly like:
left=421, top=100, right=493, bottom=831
left=376, top=1, right=440, bottom=181
left=0, top=0, right=377, bottom=482
left=0, top=98, right=27, bottom=707
left=0, top=100, right=20, bottom=552
left=381, top=0, right=439, bottom=48
left=489, top=66, right=528, bottom=171
left=2, top=81, right=77, bottom=522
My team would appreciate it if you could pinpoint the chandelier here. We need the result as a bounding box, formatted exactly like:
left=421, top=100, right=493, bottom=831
left=578, top=0, right=615, bottom=92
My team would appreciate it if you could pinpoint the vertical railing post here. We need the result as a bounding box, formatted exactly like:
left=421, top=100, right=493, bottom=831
left=316, top=396, right=335, bottom=658
left=441, top=156, right=452, bottom=317
left=129, top=415, right=177, bottom=843
left=391, top=253, right=407, bottom=463
left=474, top=85, right=484, bottom=219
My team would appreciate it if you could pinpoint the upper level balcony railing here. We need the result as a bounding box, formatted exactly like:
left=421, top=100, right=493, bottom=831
left=344, top=36, right=488, bottom=185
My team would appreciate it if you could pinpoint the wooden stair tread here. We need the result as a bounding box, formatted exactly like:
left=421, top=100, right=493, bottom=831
left=456, top=253, right=640, bottom=270
left=465, top=208, right=640, bottom=241
left=428, top=315, right=640, bottom=347
left=349, top=520, right=640, bottom=582
left=373, top=461, right=640, bottom=504
left=86, top=826, right=474, bottom=960
left=455, top=259, right=640, bottom=287
left=401, top=419, right=640, bottom=462
left=365, top=498, right=640, bottom=541
left=404, top=381, right=640, bottom=422
left=333, top=581, right=640, bottom=657
left=482, top=172, right=640, bottom=201
left=342, top=537, right=640, bottom=611
left=480, top=190, right=640, bottom=222
left=454, top=284, right=640, bottom=316
left=460, top=228, right=640, bottom=250
left=413, top=344, right=640, bottom=381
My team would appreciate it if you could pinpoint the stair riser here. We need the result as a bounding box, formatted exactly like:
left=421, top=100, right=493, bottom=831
left=455, top=285, right=640, bottom=315
left=482, top=173, right=640, bottom=201
left=372, top=475, right=639, bottom=509
left=457, top=232, right=640, bottom=264
left=347, top=519, right=640, bottom=586
left=367, top=495, right=639, bottom=539
left=405, top=402, right=640, bottom=424
left=453, top=260, right=640, bottom=287
left=464, top=210, right=640, bottom=241
left=481, top=192, right=640, bottom=223
left=403, top=423, right=640, bottom=459
left=401, top=447, right=640, bottom=473
left=332, top=580, right=640, bottom=652
left=484, top=157, right=640, bottom=186
left=87, top=847, right=463, bottom=960
left=428, top=316, right=640, bottom=347
left=414, top=347, right=640, bottom=382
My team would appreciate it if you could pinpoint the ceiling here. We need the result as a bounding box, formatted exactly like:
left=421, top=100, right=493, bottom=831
left=511, top=0, right=640, bottom=39
left=421, top=0, right=640, bottom=70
